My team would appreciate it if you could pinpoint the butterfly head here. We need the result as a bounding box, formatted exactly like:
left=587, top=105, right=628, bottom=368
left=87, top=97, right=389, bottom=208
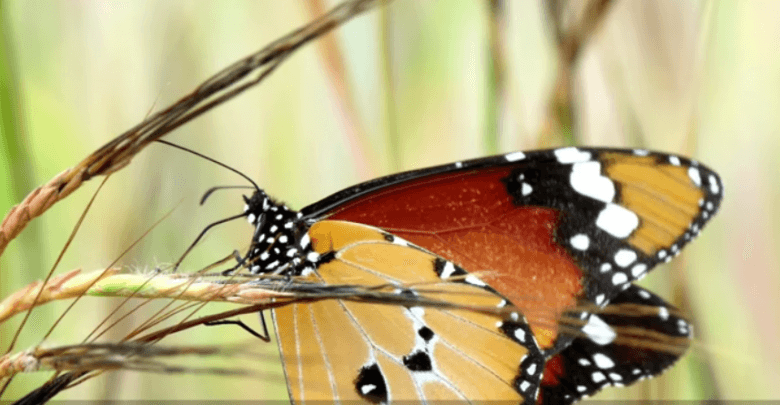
left=242, top=190, right=305, bottom=274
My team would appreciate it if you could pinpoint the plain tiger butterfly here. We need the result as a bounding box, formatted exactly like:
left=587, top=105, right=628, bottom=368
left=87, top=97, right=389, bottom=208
left=230, top=146, right=721, bottom=404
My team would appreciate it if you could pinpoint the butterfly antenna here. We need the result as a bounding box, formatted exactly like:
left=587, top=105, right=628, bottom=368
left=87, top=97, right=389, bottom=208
left=172, top=212, right=247, bottom=272
left=200, top=185, right=255, bottom=205
left=156, top=139, right=260, bottom=192
left=156, top=140, right=262, bottom=272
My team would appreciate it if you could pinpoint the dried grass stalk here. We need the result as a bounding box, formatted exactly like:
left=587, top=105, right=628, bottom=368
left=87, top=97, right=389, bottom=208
left=0, top=0, right=389, bottom=258
left=0, top=341, right=254, bottom=379
left=0, top=269, right=295, bottom=324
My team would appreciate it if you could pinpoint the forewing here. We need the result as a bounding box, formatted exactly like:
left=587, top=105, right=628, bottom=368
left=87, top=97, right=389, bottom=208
left=302, top=147, right=721, bottom=350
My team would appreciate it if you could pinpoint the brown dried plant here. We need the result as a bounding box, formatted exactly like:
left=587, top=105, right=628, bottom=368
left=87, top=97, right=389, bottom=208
left=0, top=0, right=388, bottom=259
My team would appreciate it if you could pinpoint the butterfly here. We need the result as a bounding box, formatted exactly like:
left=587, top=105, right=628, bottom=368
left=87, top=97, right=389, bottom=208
left=230, top=147, right=721, bottom=404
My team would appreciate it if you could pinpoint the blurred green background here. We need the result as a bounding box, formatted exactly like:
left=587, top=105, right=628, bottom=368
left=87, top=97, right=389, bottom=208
left=1, top=0, right=778, bottom=401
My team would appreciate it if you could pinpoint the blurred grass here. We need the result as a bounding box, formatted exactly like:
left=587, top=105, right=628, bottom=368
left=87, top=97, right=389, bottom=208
left=0, top=0, right=778, bottom=401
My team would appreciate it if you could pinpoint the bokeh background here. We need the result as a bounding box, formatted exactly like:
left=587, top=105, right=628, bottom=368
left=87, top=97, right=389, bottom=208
left=1, top=0, right=778, bottom=401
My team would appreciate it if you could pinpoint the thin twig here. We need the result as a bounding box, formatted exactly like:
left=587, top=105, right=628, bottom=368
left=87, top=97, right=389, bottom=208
left=539, top=0, right=616, bottom=146
left=0, top=0, right=390, bottom=259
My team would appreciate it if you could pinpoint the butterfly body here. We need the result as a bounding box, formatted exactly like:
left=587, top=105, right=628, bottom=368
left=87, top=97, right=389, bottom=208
left=237, top=147, right=722, bottom=404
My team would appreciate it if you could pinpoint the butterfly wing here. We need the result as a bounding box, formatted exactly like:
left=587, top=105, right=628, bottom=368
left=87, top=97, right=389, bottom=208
left=273, top=220, right=545, bottom=404
left=301, top=147, right=722, bottom=350
left=538, top=284, right=693, bottom=404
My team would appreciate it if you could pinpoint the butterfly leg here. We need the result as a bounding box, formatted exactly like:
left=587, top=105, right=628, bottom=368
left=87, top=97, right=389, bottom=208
left=204, top=311, right=271, bottom=342
left=174, top=213, right=247, bottom=272
left=220, top=250, right=249, bottom=276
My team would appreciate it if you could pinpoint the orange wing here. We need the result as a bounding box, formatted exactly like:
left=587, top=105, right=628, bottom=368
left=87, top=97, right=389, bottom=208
left=273, top=220, right=545, bottom=404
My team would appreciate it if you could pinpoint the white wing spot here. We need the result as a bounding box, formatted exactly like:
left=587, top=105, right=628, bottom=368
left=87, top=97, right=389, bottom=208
left=595, top=294, right=605, bottom=305
left=505, top=151, right=526, bottom=162
left=678, top=319, right=690, bottom=335
left=526, top=363, right=537, bottom=375
left=582, top=315, right=617, bottom=345
left=521, top=182, right=533, bottom=196
left=592, top=371, right=606, bottom=383
left=657, top=250, right=667, bottom=259
left=669, top=156, right=681, bottom=166
left=519, top=381, right=531, bottom=392
left=570, top=234, right=590, bottom=251
left=609, top=373, right=623, bottom=381
left=614, top=249, right=637, bottom=267
left=514, top=328, right=526, bottom=342
left=611, top=272, right=628, bottom=285
left=299, top=233, right=311, bottom=247
left=247, top=214, right=256, bottom=224
left=600, top=263, right=612, bottom=273
left=300, top=267, right=315, bottom=276
left=555, top=147, right=592, bottom=163
left=593, top=353, right=616, bottom=369
left=633, top=149, right=649, bottom=156
left=465, top=274, right=486, bottom=287
left=658, top=306, right=670, bottom=321
left=578, top=358, right=591, bottom=366
left=440, top=261, right=456, bottom=279
left=455, top=161, right=463, bottom=168
left=631, top=263, right=648, bottom=278
left=596, top=203, right=639, bottom=238
left=709, top=175, right=720, bottom=194
left=392, top=237, right=409, bottom=246
left=570, top=161, right=616, bottom=203
left=688, top=167, right=702, bottom=186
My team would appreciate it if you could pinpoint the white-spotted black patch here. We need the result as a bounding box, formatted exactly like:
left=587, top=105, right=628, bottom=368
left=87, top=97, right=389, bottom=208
left=433, top=258, right=467, bottom=279
left=355, top=363, right=388, bottom=403
left=515, top=350, right=544, bottom=402
left=239, top=190, right=312, bottom=276
left=500, top=148, right=722, bottom=309
left=540, top=284, right=692, bottom=404
left=505, top=151, right=527, bottom=162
